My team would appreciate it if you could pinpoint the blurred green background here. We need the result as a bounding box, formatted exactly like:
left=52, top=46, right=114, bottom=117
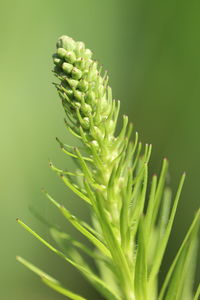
left=0, top=0, right=199, bottom=299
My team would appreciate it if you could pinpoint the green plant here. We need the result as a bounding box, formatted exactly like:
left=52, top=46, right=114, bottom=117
left=17, top=35, right=200, bottom=300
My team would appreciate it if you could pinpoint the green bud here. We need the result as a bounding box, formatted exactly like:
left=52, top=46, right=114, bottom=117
left=57, top=48, right=67, bottom=59
left=57, top=35, right=76, bottom=51
left=98, top=84, right=105, bottom=97
left=82, top=117, right=90, bottom=129
left=87, top=68, right=98, bottom=81
left=65, top=88, right=73, bottom=97
left=85, top=59, right=93, bottom=69
left=62, top=62, right=73, bottom=74
left=67, top=78, right=79, bottom=89
left=75, top=41, right=85, bottom=56
left=75, top=57, right=86, bottom=70
left=81, top=103, right=92, bottom=116
left=99, top=98, right=107, bottom=112
left=84, top=49, right=92, bottom=59
left=71, top=67, right=82, bottom=80
left=74, top=101, right=81, bottom=109
left=85, top=91, right=96, bottom=104
left=91, top=126, right=104, bottom=140
left=64, top=51, right=76, bottom=64
left=107, top=120, right=115, bottom=132
left=74, top=90, right=84, bottom=102
left=90, top=140, right=99, bottom=150
left=53, top=57, right=62, bottom=66
left=77, top=79, right=88, bottom=92
left=82, top=69, right=89, bottom=79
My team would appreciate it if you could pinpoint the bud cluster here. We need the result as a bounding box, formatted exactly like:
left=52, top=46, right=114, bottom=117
left=53, top=36, right=113, bottom=144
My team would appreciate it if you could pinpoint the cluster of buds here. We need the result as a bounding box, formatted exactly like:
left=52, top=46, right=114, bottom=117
left=53, top=36, right=116, bottom=146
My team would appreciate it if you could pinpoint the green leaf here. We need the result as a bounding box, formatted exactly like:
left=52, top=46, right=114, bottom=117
left=157, top=187, right=172, bottom=244
left=149, top=173, right=186, bottom=284
left=134, top=219, right=147, bottom=300
left=144, top=174, right=157, bottom=247
left=150, top=158, right=168, bottom=231
left=16, top=256, right=87, bottom=300
left=60, top=174, right=91, bottom=204
left=159, top=209, right=200, bottom=300
left=17, top=219, right=120, bottom=300
left=94, top=192, right=134, bottom=299
left=50, top=227, right=107, bottom=264
left=194, top=284, right=200, bottom=300
left=43, top=190, right=110, bottom=257
left=180, top=235, right=199, bottom=300
left=130, top=164, right=148, bottom=242
left=60, top=205, right=111, bottom=257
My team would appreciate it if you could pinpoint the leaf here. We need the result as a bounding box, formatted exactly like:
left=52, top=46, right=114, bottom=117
left=50, top=227, right=107, bottom=264
left=157, top=187, right=172, bottom=244
left=179, top=234, right=198, bottom=300
left=159, top=209, right=200, bottom=300
left=16, top=256, right=87, bottom=300
left=94, top=192, right=134, bottom=296
left=60, top=205, right=111, bottom=257
left=144, top=174, right=157, bottom=247
left=17, top=220, right=120, bottom=300
left=43, top=191, right=110, bottom=257
left=150, top=158, right=168, bottom=231
left=149, top=173, right=186, bottom=284
left=56, top=137, right=92, bottom=162
left=60, top=174, right=91, bottom=204
left=134, top=219, right=147, bottom=300
left=130, top=164, right=148, bottom=242
left=194, top=284, right=200, bottom=300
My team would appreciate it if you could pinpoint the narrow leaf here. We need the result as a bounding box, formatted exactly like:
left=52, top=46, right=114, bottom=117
left=16, top=256, right=87, bottom=300
left=149, top=173, right=186, bottom=283
left=134, top=219, right=148, bottom=300
left=17, top=220, right=120, bottom=300
left=159, top=209, right=200, bottom=300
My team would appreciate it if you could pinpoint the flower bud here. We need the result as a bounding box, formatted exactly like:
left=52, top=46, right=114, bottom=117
left=74, top=102, right=81, bottom=109
left=75, top=41, right=85, bottom=56
left=57, top=48, right=67, bottom=59
left=107, top=120, right=115, bottom=133
left=91, top=126, right=104, bottom=140
left=62, top=62, right=73, bottom=74
left=85, top=91, right=96, bottom=104
left=82, top=117, right=90, bottom=129
left=81, top=103, right=92, bottom=116
left=74, top=90, right=84, bottom=102
left=64, top=51, right=76, bottom=64
left=57, top=35, right=76, bottom=51
left=53, top=57, right=62, bottom=66
left=75, top=58, right=86, bottom=70
left=90, top=140, right=99, bottom=150
left=71, top=67, right=82, bottom=80
left=77, top=80, right=88, bottom=92
left=84, top=49, right=92, bottom=59
left=67, top=78, right=79, bottom=89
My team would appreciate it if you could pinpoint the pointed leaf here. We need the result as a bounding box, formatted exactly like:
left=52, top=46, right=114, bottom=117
left=159, top=209, right=200, bottom=300
left=149, top=173, right=186, bottom=283
left=134, top=219, right=147, bottom=300
left=16, top=256, right=87, bottom=300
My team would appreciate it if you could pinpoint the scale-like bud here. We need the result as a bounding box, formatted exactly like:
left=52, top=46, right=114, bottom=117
left=53, top=36, right=113, bottom=143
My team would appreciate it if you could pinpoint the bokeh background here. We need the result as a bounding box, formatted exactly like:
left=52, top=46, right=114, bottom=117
left=0, top=0, right=199, bottom=299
